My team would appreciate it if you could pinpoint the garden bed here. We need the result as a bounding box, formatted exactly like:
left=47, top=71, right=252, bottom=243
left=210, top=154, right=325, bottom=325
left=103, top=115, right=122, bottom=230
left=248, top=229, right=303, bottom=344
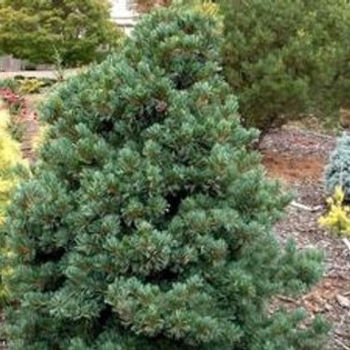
left=262, top=128, right=350, bottom=350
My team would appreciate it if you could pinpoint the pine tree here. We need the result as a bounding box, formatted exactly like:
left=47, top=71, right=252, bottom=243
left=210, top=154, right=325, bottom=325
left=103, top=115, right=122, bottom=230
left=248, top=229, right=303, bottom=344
left=3, top=6, right=328, bottom=350
left=222, top=0, right=350, bottom=138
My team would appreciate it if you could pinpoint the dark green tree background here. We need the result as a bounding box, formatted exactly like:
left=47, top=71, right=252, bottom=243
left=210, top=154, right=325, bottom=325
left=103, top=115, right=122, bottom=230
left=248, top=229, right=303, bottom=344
left=0, top=0, right=122, bottom=67
left=222, top=0, right=350, bottom=137
left=3, top=6, right=328, bottom=350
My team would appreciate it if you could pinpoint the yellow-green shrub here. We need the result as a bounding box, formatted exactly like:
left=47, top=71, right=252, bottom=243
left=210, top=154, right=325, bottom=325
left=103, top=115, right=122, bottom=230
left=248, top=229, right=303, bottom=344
left=0, top=102, right=27, bottom=305
left=319, top=185, right=350, bottom=237
left=191, top=0, right=220, bottom=16
left=189, top=0, right=223, bottom=31
left=19, top=78, right=45, bottom=95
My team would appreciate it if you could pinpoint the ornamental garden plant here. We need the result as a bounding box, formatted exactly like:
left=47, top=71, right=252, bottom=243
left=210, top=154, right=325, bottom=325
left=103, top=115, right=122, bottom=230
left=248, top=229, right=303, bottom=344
left=324, top=133, right=350, bottom=202
left=321, top=134, right=350, bottom=236
left=3, top=6, right=329, bottom=350
left=0, top=86, right=28, bottom=142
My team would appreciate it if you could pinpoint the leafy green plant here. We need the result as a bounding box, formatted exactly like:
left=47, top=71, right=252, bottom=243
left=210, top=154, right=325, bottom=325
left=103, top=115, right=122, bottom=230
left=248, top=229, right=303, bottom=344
left=3, top=6, right=328, bottom=350
left=0, top=0, right=124, bottom=67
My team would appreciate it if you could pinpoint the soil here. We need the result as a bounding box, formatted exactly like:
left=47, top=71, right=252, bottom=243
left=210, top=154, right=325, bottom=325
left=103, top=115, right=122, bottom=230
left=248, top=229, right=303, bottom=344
left=261, top=128, right=350, bottom=350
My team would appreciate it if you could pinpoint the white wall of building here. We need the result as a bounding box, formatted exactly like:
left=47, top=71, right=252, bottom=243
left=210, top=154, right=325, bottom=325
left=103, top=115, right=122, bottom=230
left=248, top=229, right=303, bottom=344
left=111, top=0, right=138, bottom=35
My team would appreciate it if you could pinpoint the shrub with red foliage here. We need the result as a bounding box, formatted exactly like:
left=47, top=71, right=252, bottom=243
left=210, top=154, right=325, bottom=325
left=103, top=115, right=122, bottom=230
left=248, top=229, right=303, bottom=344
left=0, top=88, right=28, bottom=141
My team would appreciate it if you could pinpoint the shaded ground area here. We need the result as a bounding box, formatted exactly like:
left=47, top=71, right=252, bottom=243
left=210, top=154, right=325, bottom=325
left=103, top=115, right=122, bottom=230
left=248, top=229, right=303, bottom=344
left=261, top=128, right=350, bottom=350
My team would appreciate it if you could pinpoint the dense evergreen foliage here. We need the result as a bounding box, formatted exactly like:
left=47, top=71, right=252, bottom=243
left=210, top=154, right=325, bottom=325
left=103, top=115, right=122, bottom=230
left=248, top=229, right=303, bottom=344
left=222, top=0, right=350, bottom=137
left=325, top=133, right=350, bottom=202
left=3, top=7, right=328, bottom=350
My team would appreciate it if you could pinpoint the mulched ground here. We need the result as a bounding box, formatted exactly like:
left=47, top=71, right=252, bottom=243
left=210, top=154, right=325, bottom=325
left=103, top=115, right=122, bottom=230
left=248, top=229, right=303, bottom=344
left=261, top=128, right=350, bottom=350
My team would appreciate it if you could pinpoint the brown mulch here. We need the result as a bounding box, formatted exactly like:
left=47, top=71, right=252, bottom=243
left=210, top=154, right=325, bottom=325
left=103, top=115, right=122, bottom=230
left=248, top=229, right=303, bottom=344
left=261, top=128, right=350, bottom=350
left=20, top=115, right=39, bottom=162
left=20, top=94, right=40, bottom=162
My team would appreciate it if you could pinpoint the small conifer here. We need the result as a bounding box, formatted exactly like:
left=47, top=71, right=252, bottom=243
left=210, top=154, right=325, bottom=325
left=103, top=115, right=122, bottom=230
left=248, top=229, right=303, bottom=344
left=325, top=133, right=350, bottom=202
left=4, top=6, right=328, bottom=350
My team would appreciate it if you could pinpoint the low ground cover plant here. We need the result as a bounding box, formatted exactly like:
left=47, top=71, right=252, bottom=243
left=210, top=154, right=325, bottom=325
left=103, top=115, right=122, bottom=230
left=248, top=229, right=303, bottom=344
left=0, top=0, right=123, bottom=67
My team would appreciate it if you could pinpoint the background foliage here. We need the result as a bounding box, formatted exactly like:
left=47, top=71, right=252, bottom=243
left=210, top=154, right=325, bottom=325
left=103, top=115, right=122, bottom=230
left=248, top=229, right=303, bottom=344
left=0, top=0, right=123, bottom=67
left=222, top=0, right=350, bottom=137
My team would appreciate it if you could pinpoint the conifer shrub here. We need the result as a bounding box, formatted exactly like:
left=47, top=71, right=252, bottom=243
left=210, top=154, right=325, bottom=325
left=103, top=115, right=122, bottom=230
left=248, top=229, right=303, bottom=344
left=324, top=133, right=350, bottom=202
left=222, top=0, right=350, bottom=138
left=3, top=6, right=329, bottom=350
